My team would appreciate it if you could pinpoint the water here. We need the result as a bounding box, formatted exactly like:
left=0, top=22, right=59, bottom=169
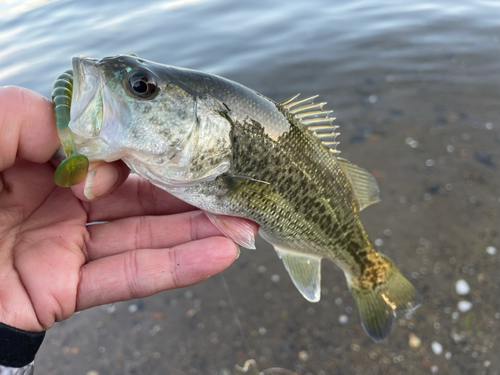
left=1, top=0, right=499, bottom=374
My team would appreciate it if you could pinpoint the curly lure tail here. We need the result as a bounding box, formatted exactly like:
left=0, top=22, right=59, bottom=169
left=52, top=70, right=89, bottom=187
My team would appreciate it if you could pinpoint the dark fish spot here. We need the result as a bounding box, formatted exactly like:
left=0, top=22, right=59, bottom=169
left=474, top=152, right=494, bottom=167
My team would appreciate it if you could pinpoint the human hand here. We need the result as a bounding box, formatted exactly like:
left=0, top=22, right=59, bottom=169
left=0, top=86, right=258, bottom=332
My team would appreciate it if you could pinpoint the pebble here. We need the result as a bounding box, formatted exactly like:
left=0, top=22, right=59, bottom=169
left=298, top=351, right=310, bottom=361
left=128, top=304, right=138, bottom=313
left=369, top=95, right=377, bottom=103
left=405, top=137, right=419, bottom=148
left=425, top=159, right=435, bottom=167
left=338, top=315, right=348, bottom=324
left=408, top=333, right=421, bottom=348
left=457, top=300, right=473, bottom=312
left=432, top=341, right=443, bottom=355
left=486, top=246, right=497, bottom=255
left=374, top=238, right=383, bottom=246
left=445, top=352, right=452, bottom=360
left=455, top=279, right=470, bottom=295
left=271, top=274, right=280, bottom=282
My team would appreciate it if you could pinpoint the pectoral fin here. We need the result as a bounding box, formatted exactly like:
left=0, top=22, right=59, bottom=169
left=204, top=212, right=256, bottom=249
left=274, top=246, right=322, bottom=302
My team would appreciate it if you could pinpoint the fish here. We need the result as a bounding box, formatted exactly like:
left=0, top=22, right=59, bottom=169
left=64, top=54, right=421, bottom=342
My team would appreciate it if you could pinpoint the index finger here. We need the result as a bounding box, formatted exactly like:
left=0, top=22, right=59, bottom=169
left=0, top=86, right=60, bottom=172
left=82, top=173, right=196, bottom=222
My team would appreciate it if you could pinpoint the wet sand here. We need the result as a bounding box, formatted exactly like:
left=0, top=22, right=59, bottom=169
left=37, top=80, right=500, bottom=374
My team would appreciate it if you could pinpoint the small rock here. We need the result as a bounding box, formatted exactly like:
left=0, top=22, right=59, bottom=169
left=474, top=152, right=494, bottom=167
left=432, top=341, right=443, bottom=355
left=457, top=300, right=473, bottom=312
left=298, top=351, right=310, bottom=361
left=455, top=279, right=470, bottom=295
left=486, top=246, right=497, bottom=255
left=409, top=333, right=421, bottom=348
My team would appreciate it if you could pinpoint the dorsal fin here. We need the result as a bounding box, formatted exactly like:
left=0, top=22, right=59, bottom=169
left=278, top=94, right=340, bottom=155
left=337, top=158, right=380, bottom=211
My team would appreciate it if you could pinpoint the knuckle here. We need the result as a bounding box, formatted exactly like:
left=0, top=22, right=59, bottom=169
left=123, top=251, right=142, bottom=299
left=135, top=216, right=153, bottom=249
left=167, top=247, right=181, bottom=289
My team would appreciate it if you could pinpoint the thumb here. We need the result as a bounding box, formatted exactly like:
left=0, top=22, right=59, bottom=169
left=71, top=160, right=130, bottom=202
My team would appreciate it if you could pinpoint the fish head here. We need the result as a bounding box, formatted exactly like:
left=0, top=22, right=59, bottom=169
left=69, top=54, right=233, bottom=187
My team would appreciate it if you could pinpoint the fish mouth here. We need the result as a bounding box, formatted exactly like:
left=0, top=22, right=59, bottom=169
left=70, top=55, right=100, bottom=130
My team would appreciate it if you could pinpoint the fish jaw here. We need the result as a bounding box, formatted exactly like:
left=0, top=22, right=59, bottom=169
left=69, top=55, right=126, bottom=162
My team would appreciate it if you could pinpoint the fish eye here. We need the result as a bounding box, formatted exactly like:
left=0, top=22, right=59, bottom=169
left=127, top=70, right=159, bottom=99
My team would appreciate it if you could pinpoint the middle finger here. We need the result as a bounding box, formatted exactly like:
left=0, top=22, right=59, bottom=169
left=83, top=210, right=231, bottom=261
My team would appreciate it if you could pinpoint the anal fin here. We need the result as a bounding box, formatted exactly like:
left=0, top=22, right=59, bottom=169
left=274, top=246, right=322, bottom=302
left=204, top=212, right=256, bottom=249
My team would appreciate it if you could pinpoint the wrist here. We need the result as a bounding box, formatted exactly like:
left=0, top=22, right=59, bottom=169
left=0, top=322, right=45, bottom=368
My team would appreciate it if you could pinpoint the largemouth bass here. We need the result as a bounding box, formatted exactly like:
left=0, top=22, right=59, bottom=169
left=61, top=54, right=421, bottom=342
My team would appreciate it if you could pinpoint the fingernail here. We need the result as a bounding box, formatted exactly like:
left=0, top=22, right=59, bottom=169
left=235, top=245, right=241, bottom=259
left=84, top=163, right=119, bottom=200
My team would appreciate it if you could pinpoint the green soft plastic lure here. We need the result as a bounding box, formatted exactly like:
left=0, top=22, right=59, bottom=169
left=51, top=70, right=89, bottom=187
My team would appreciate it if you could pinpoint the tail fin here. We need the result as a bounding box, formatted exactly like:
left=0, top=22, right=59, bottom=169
left=346, top=255, right=421, bottom=342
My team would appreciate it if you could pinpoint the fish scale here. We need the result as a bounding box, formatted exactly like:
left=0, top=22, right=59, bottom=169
left=225, top=115, right=367, bottom=269
left=63, top=53, right=421, bottom=342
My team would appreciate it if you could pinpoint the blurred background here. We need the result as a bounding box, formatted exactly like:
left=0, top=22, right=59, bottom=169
left=1, top=0, right=499, bottom=374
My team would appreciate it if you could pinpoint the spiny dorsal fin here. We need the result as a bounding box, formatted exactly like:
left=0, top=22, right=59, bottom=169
left=337, top=158, right=380, bottom=211
left=278, top=94, right=340, bottom=155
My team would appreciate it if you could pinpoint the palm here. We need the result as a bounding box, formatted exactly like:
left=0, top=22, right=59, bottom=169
left=0, top=158, right=248, bottom=332
left=1, top=159, right=85, bottom=331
